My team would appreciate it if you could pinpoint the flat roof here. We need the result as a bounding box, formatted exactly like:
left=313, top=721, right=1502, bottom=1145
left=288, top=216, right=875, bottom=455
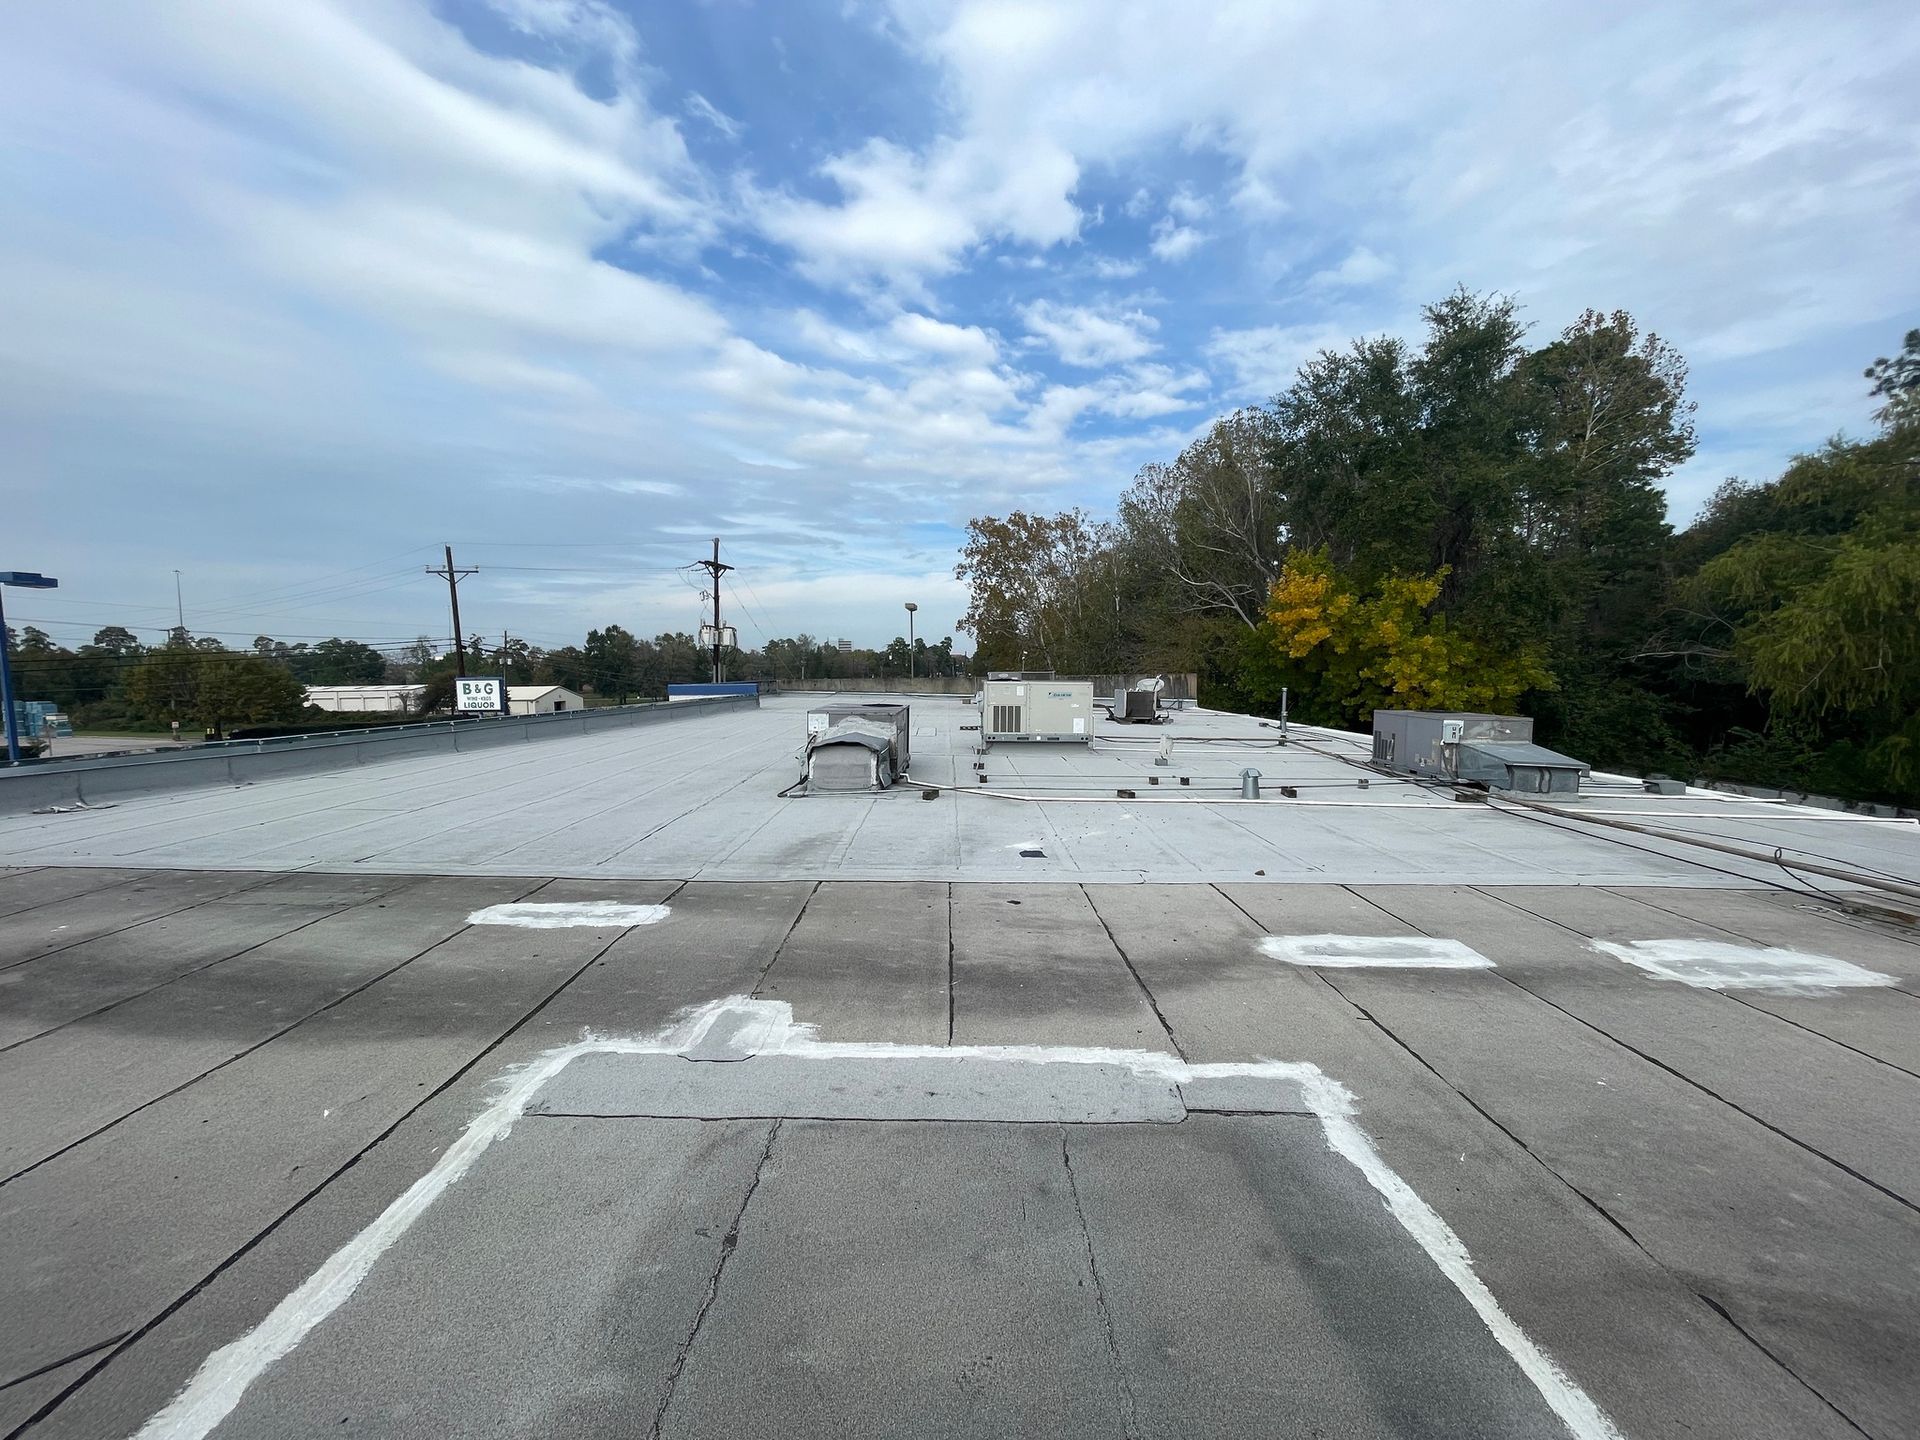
left=1, top=693, right=1914, bottom=888
left=3, top=696, right=1917, bottom=1438
left=3, top=863, right=1917, bottom=1437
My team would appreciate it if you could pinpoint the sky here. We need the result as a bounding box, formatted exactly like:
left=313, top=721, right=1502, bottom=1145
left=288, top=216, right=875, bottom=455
left=3, top=0, right=1916, bottom=656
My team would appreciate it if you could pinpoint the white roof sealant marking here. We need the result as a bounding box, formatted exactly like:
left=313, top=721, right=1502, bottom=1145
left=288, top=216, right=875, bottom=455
left=1591, top=938, right=1897, bottom=996
left=465, top=901, right=670, bottom=929
left=1258, top=934, right=1496, bottom=969
left=131, top=995, right=1618, bottom=1440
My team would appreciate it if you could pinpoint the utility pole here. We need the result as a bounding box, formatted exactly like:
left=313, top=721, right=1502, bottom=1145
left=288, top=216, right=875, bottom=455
left=692, top=537, right=733, bottom=684
left=173, top=570, right=185, bottom=634
left=425, top=544, right=477, bottom=677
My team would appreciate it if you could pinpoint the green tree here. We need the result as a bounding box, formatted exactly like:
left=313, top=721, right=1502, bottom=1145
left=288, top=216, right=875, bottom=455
left=955, top=509, right=1122, bottom=673
left=583, top=625, right=644, bottom=702
left=1117, top=409, right=1282, bottom=630
left=1865, top=328, right=1920, bottom=432
left=91, top=626, right=142, bottom=657
left=546, top=645, right=588, bottom=693
left=654, top=631, right=709, bottom=686
left=1673, top=421, right=1920, bottom=794
left=125, top=645, right=304, bottom=734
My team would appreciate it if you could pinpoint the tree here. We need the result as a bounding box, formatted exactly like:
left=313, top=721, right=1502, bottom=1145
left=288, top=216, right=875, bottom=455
left=955, top=509, right=1120, bottom=673
left=305, top=637, right=389, bottom=684
left=878, top=637, right=912, bottom=677
left=124, top=645, right=303, bottom=734
left=91, top=626, right=142, bottom=657
left=1515, top=311, right=1693, bottom=625
left=654, top=631, right=709, bottom=686
left=583, top=625, right=645, bottom=702
left=1117, top=409, right=1282, bottom=630
left=194, top=653, right=306, bottom=734
left=1674, top=422, right=1920, bottom=791
left=546, top=645, right=588, bottom=694
left=1865, top=328, right=1920, bottom=432
left=390, top=637, right=440, bottom=681
left=417, top=671, right=455, bottom=715
left=1262, top=549, right=1553, bottom=725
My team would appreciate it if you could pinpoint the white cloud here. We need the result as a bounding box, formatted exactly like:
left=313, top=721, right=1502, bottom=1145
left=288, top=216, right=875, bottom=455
left=749, top=135, right=1081, bottom=293
left=1205, top=322, right=1355, bottom=399
left=788, top=309, right=998, bottom=368
left=1310, top=245, right=1393, bottom=290
left=1149, top=216, right=1207, bottom=262
left=3, top=0, right=1915, bottom=650
left=685, top=92, right=742, bottom=140
left=1021, top=301, right=1159, bottom=367
left=1167, top=187, right=1211, bottom=223
left=882, top=0, right=1918, bottom=363
left=888, top=312, right=1000, bottom=365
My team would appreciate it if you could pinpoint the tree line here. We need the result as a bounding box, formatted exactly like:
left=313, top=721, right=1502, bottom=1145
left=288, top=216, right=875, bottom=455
left=955, top=292, right=1920, bottom=805
left=8, top=621, right=973, bottom=739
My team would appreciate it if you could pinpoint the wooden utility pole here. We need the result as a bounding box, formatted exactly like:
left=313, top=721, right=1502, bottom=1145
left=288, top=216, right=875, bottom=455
left=426, top=545, right=477, bottom=677
left=692, top=537, right=733, bottom=684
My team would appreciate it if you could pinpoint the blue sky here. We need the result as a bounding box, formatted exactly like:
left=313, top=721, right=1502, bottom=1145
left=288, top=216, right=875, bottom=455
left=3, top=0, right=1916, bottom=653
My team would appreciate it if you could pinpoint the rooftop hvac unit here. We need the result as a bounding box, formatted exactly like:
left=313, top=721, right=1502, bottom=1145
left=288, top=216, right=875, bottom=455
left=1371, top=710, right=1589, bottom=795
left=980, top=676, right=1093, bottom=745
left=1110, top=676, right=1164, bottom=723
left=803, top=702, right=911, bottom=791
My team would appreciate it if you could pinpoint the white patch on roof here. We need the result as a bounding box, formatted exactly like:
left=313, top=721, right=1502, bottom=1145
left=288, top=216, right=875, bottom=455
left=1259, top=934, right=1495, bottom=969
left=129, top=995, right=1621, bottom=1440
left=467, top=901, right=669, bottom=929
left=1591, top=939, right=1895, bottom=996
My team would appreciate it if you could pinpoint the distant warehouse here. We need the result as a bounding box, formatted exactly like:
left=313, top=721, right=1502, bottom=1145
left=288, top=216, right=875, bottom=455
left=304, top=684, right=424, bottom=714
left=508, top=685, right=583, bottom=715
left=304, top=682, right=582, bottom=716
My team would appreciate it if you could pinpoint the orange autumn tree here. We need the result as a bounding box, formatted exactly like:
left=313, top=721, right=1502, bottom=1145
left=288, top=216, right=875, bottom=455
left=1263, top=549, right=1553, bottom=725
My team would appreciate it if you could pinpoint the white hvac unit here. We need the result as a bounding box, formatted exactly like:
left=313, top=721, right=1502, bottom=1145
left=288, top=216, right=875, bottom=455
left=980, top=673, right=1093, bottom=745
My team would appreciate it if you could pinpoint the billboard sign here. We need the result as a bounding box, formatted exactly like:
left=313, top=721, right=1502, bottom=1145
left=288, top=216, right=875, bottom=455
left=456, top=676, right=507, bottom=714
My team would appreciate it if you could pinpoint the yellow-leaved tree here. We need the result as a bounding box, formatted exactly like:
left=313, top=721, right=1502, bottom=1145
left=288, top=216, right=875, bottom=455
left=1263, top=549, right=1553, bottom=725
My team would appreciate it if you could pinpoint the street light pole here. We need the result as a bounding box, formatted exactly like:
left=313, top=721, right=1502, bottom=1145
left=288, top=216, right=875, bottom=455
left=904, top=601, right=917, bottom=681
left=0, top=571, right=60, bottom=764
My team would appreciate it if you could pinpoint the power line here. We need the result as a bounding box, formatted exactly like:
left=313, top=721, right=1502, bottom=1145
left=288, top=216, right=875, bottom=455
left=180, top=546, right=439, bottom=616
left=719, top=544, right=777, bottom=642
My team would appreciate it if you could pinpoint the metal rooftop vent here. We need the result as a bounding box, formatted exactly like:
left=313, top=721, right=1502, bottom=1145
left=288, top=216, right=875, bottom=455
left=1371, top=710, right=1589, bottom=795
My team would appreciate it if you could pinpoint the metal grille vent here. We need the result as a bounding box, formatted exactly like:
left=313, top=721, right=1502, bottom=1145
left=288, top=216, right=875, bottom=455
left=990, top=704, right=1022, bottom=734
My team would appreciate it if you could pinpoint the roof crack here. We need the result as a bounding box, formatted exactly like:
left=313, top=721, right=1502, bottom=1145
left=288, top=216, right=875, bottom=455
left=1060, top=1126, right=1141, bottom=1440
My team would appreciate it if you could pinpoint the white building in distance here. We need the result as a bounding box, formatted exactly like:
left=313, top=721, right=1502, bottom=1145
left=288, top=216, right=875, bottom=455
left=508, top=685, right=584, bottom=715
left=304, top=684, right=424, bottom=714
